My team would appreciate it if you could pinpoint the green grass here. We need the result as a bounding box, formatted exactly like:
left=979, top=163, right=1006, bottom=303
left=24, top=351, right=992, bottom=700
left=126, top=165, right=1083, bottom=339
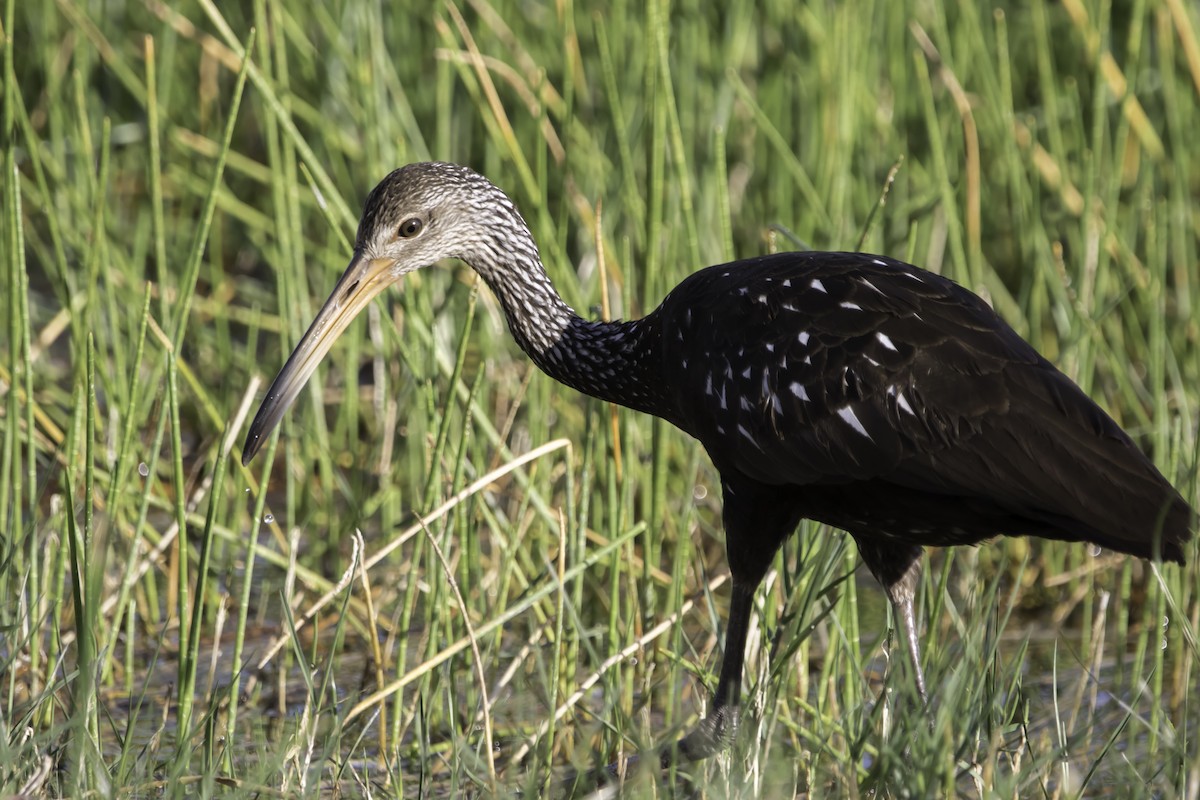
left=3, top=0, right=1199, bottom=796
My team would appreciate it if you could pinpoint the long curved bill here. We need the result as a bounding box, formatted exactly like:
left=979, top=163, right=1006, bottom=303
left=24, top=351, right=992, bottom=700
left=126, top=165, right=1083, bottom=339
left=242, top=251, right=397, bottom=465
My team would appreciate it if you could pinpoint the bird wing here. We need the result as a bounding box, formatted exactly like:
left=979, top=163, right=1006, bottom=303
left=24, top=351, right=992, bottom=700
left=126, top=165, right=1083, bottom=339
left=659, top=252, right=1027, bottom=482
left=657, top=252, right=1189, bottom=553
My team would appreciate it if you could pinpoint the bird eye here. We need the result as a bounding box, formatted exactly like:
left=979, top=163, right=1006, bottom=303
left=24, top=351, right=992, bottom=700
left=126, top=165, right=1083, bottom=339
left=398, top=218, right=424, bottom=238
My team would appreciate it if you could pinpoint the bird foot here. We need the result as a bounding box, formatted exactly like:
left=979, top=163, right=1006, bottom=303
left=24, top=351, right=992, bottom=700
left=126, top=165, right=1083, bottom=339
left=564, top=705, right=742, bottom=792
left=661, top=704, right=742, bottom=767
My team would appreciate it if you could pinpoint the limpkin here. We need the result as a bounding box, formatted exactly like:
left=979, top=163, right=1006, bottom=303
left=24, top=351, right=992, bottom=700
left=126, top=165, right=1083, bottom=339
left=243, top=161, right=1194, bottom=762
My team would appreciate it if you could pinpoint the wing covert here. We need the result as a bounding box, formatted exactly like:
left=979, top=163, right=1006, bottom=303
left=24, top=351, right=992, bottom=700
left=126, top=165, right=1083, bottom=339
left=656, top=253, right=1039, bottom=486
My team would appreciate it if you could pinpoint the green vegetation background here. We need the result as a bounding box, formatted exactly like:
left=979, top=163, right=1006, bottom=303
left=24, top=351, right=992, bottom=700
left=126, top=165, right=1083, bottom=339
left=2, top=0, right=1197, bottom=796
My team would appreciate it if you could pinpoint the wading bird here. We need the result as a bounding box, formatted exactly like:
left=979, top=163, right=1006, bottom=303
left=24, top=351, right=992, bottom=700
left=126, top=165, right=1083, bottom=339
left=243, top=162, right=1193, bottom=763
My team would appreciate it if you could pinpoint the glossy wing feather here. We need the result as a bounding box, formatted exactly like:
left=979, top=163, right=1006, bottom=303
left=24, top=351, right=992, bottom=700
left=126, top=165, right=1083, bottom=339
left=659, top=252, right=1022, bottom=480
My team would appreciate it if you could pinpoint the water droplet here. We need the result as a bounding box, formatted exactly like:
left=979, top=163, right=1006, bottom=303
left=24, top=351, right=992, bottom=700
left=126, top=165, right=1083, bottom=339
left=138, top=462, right=149, bottom=477
left=628, top=656, right=638, bottom=666
left=693, top=484, right=708, bottom=501
left=264, top=513, right=275, bottom=524
left=1161, top=637, right=1169, bottom=651
left=1090, top=544, right=1101, bottom=557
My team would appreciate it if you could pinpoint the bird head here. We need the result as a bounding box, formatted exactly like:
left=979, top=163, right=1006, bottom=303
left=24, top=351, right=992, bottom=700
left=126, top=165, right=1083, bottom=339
left=241, top=162, right=519, bottom=465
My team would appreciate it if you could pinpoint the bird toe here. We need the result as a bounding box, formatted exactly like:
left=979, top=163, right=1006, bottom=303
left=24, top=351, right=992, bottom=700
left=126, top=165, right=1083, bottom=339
left=667, top=704, right=742, bottom=765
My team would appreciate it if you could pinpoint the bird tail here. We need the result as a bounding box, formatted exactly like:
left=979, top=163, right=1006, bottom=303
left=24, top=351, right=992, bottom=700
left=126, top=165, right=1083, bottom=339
left=1006, top=370, right=1194, bottom=564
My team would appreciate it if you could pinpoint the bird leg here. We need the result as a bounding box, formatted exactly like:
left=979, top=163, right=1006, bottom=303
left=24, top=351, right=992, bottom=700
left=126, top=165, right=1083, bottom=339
left=854, top=539, right=927, bottom=703
left=885, top=562, right=928, bottom=704
left=657, top=479, right=803, bottom=766
left=589, top=582, right=754, bottom=786
left=595, top=478, right=799, bottom=780
left=663, top=581, right=756, bottom=765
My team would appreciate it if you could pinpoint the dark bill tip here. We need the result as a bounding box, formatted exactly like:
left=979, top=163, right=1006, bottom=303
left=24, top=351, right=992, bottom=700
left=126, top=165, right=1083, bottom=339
left=239, top=251, right=398, bottom=469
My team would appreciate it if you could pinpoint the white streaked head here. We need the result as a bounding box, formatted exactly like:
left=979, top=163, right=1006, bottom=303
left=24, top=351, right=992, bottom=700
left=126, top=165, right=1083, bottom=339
left=243, top=162, right=542, bottom=464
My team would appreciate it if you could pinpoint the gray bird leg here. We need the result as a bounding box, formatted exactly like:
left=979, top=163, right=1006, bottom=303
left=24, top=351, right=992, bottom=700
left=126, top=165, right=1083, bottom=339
left=884, top=560, right=928, bottom=704
left=854, top=538, right=928, bottom=703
